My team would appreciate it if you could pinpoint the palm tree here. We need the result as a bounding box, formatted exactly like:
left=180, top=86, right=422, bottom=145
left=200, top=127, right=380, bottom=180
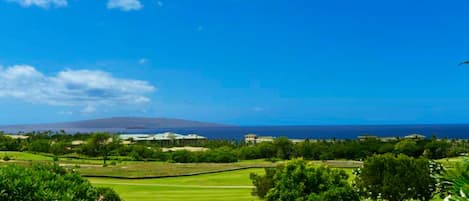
left=442, top=158, right=469, bottom=201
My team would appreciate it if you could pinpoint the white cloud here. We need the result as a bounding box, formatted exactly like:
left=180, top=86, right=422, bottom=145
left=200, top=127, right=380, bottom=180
left=252, top=107, right=265, bottom=112
left=138, top=58, right=148, bottom=65
left=58, top=110, right=73, bottom=115
left=81, top=105, right=97, bottom=114
left=107, top=0, right=142, bottom=11
left=7, top=0, right=68, bottom=8
left=0, top=65, right=155, bottom=107
left=156, top=0, right=163, bottom=7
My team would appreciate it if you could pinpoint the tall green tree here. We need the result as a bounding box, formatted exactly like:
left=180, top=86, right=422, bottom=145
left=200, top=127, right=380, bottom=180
left=264, top=159, right=359, bottom=201
left=273, top=137, right=294, bottom=160
left=83, top=133, right=121, bottom=165
left=354, top=154, right=438, bottom=201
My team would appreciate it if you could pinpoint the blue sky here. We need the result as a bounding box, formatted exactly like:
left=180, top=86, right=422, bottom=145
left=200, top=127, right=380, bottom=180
left=0, top=0, right=469, bottom=125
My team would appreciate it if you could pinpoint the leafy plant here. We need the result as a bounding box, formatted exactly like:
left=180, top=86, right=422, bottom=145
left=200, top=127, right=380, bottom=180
left=354, top=154, right=439, bottom=201
left=263, top=159, right=359, bottom=201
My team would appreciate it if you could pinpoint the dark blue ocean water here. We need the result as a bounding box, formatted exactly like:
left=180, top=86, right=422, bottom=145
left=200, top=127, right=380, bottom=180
left=121, top=124, right=469, bottom=140
left=3, top=124, right=469, bottom=139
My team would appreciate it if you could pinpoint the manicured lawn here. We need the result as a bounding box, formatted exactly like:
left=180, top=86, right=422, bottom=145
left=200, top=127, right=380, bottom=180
left=88, top=168, right=264, bottom=186
left=93, top=185, right=258, bottom=201
left=78, top=161, right=275, bottom=178
left=0, top=151, right=52, bottom=161
left=89, top=168, right=263, bottom=201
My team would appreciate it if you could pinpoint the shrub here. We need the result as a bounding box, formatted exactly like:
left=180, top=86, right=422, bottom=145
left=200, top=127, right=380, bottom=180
left=263, top=159, right=359, bottom=201
left=0, top=163, right=122, bottom=201
left=250, top=167, right=276, bottom=198
left=354, top=154, right=439, bottom=201
left=96, top=187, right=122, bottom=201
left=3, top=155, right=10, bottom=161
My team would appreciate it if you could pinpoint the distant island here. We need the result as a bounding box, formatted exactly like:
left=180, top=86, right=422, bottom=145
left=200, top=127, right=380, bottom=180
left=0, top=117, right=230, bottom=133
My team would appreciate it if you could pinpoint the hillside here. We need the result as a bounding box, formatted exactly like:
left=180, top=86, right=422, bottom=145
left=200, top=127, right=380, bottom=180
left=0, top=117, right=229, bottom=133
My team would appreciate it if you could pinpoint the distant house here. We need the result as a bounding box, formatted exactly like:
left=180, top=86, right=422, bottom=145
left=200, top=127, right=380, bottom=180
left=71, top=140, right=85, bottom=146
left=404, top=134, right=426, bottom=140
left=357, top=135, right=379, bottom=141
left=379, top=137, right=399, bottom=142
left=245, top=134, right=275, bottom=144
left=245, top=134, right=305, bottom=144
left=357, top=135, right=398, bottom=142
left=120, top=132, right=207, bottom=146
left=5, top=135, right=29, bottom=140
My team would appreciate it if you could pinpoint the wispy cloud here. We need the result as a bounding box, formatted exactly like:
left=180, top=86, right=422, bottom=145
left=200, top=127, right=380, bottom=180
left=138, top=58, right=148, bottom=65
left=252, top=106, right=265, bottom=112
left=107, top=0, right=143, bottom=11
left=7, top=0, right=68, bottom=8
left=156, top=0, right=163, bottom=7
left=0, top=65, right=155, bottom=108
left=81, top=105, right=97, bottom=114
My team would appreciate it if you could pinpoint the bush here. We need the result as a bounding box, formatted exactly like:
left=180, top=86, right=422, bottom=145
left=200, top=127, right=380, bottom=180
left=3, top=155, right=10, bottom=161
left=263, top=159, right=359, bottom=201
left=96, top=187, right=122, bottom=201
left=354, top=154, right=439, bottom=201
left=0, top=163, right=122, bottom=201
left=250, top=167, right=276, bottom=198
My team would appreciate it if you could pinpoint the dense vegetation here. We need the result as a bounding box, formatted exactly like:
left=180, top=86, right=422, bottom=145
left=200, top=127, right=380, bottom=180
left=251, top=159, right=359, bottom=201
left=0, top=131, right=467, bottom=165
left=353, top=154, right=442, bottom=201
left=0, top=163, right=121, bottom=201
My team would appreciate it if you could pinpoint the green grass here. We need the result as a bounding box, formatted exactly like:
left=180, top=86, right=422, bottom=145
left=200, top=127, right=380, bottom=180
left=93, top=185, right=258, bottom=201
left=0, top=151, right=52, bottom=161
left=77, top=161, right=276, bottom=178
left=89, top=168, right=263, bottom=201
left=88, top=168, right=264, bottom=186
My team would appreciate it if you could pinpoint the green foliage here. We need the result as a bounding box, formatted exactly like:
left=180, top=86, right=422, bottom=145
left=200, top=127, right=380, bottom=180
left=171, top=150, right=194, bottom=163
left=128, top=145, right=164, bottom=161
left=440, top=158, right=469, bottom=201
left=424, top=140, right=450, bottom=159
left=354, top=154, right=438, bottom=201
left=80, top=133, right=121, bottom=165
left=96, top=187, right=122, bottom=201
left=273, top=137, right=294, bottom=160
left=250, top=167, right=276, bottom=198
left=171, top=147, right=238, bottom=163
left=394, top=139, right=421, bottom=157
left=0, top=163, right=121, bottom=201
left=264, top=159, right=359, bottom=201
left=2, top=154, right=10, bottom=161
left=28, top=139, right=51, bottom=153
left=50, top=141, right=71, bottom=156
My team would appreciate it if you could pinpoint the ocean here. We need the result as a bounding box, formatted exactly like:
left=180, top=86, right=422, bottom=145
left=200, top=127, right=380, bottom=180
left=3, top=124, right=469, bottom=139
left=121, top=124, right=469, bottom=140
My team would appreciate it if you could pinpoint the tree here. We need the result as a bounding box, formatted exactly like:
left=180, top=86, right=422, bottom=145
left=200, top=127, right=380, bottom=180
left=264, top=159, right=359, bottom=201
left=83, top=133, right=121, bottom=166
left=50, top=141, right=71, bottom=156
left=354, top=154, right=438, bottom=201
left=273, top=137, right=294, bottom=160
left=423, top=140, right=450, bottom=159
left=0, top=163, right=121, bottom=201
left=439, top=158, right=469, bottom=201
left=394, top=139, right=420, bottom=157
left=250, top=167, right=277, bottom=198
